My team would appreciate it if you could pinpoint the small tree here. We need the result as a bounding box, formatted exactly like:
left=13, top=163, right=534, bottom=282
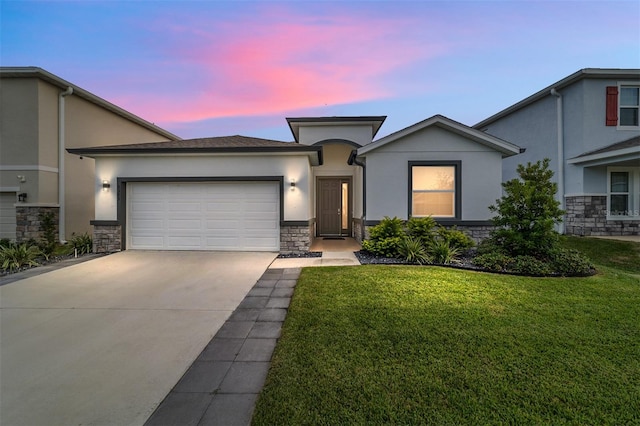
left=488, top=158, right=564, bottom=258
left=39, top=211, right=57, bottom=257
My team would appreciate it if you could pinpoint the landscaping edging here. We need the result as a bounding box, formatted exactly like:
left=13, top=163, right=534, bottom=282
left=354, top=251, right=597, bottom=278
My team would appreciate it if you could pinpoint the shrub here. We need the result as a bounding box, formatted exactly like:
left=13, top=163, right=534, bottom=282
left=1, top=243, right=41, bottom=272
left=429, top=239, right=460, bottom=264
left=510, top=255, right=553, bottom=276
left=398, top=236, right=431, bottom=265
left=438, top=226, right=475, bottom=251
left=406, top=217, right=437, bottom=242
left=488, top=158, right=564, bottom=258
left=369, top=216, right=405, bottom=240
left=549, top=248, right=595, bottom=277
left=362, top=217, right=406, bottom=257
left=0, top=239, right=12, bottom=248
left=473, top=252, right=513, bottom=272
left=68, top=232, right=93, bottom=255
left=362, top=236, right=403, bottom=258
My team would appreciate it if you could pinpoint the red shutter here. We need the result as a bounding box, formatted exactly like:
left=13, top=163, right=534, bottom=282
left=606, top=86, right=618, bottom=126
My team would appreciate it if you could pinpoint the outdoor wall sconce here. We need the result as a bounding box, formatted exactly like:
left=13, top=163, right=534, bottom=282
left=18, top=193, right=27, bottom=202
left=290, top=179, right=296, bottom=190
left=102, top=180, right=111, bottom=191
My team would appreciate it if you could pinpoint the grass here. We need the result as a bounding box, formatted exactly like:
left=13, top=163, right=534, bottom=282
left=253, top=240, right=640, bottom=425
left=560, top=235, right=640, bottom=274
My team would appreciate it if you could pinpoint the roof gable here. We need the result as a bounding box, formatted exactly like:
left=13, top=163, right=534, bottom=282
left=474, top=68, right=640, bottom=129
left=357, top=115, right=520, bottom=157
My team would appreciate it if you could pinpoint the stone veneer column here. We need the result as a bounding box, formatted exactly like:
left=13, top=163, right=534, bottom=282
left=279, top=223, right=312, bottom=254
left=565, top=195, right=640, bottom=236
left=15, top=206, right=59, bottom=242
left=92, top=224, right=122, bottom=253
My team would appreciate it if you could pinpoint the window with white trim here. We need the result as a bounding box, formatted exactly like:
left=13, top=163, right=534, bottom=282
left=620, top=86, right=639, bottom=127
left=410, top=162, right=460, bottom=218
left=608, top=167, right=640, bottom=218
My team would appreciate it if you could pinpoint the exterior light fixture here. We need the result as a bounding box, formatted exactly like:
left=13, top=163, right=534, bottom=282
left=290, top=179, right=296, bottom=190
left=18, top=193, right=27, bottom=202
left=102, top=180, right=111, bottom=191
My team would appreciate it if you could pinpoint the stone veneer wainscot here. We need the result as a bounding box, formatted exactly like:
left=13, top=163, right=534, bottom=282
left=91, top=222, right=122, bottom=253
left=280, top=223, right=312, bottom=254
left=15, top=205, right=59, bottom=242
left=565, top=195, right=640, bottom=236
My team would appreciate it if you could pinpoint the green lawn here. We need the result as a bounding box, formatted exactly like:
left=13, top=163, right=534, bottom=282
left=253, top=239, right=640, bottom=425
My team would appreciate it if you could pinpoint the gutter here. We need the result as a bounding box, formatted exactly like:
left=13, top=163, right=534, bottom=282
left=58, top=86, right=73, bottom=242
left=550, top=88, right=565, bottom=234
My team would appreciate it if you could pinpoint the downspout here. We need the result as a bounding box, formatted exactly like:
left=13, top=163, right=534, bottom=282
left=348, top=150, right=366, bottom=238
left=58, top=86, right=73, bottom=242
left=550, top=88, right=565, bottom=233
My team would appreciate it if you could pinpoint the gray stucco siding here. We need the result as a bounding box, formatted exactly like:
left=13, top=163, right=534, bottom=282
left=363, top=127, right=505, bottom=221
left=480, top=95, right=559, bottom=184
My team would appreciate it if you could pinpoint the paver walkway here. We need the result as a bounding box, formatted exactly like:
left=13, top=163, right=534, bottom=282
left=145, top=267, right=301, bottom=426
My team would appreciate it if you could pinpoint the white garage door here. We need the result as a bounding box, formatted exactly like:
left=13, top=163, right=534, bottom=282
left=0, top=192, right=17, bottom=240
left=128, top=182, right=279, bottom=251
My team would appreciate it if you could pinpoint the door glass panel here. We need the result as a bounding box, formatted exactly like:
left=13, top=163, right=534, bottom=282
left=341, top=182, right=348, bottom=230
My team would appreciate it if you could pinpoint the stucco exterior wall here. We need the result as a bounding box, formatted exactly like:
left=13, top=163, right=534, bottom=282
left=479, top=95, right=558, bottom=184
left=0, top=75, right=175, bottom=240
left=94, top=155, right=313, bottom=222
left=0, top=79, right=41, bottom=202
left=481, top=77, right=640, bottom=196
left=62, top=92, right=174, bottom=237
left=298, top=125, right=372, bottom=146
left=363, top=126, right=505, bottom=221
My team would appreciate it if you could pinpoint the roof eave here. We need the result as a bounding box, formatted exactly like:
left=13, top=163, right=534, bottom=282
left=567, top=146, right=640, bottom=165
left=66, top=146, right=324, bottom=166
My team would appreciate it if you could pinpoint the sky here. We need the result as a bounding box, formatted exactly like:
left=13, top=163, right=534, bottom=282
left=1, top=0, right=639, bottom=141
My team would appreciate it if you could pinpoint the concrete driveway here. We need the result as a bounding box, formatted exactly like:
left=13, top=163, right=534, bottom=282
left=0, top=250, right=276, bottom=426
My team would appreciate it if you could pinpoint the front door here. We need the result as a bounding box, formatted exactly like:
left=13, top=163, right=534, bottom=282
left=317, top=177, right=351, bottom=236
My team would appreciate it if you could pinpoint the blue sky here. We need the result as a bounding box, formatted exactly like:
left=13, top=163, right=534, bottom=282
left=2, top=0, right=639, bottom=141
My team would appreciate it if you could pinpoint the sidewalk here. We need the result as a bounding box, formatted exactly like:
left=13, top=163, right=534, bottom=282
left=144, top=267, right=301, bottom=426
left=144, top=248, right=362, bottom=425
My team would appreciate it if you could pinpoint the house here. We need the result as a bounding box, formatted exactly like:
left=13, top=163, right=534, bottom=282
left=68, top=115, right=520, bottom=253
left=474, top=68, right=640, bottom=236
left=0, top=67, right=180, bottom=242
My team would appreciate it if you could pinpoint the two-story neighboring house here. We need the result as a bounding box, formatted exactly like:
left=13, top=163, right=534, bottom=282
left=0, top=67, right=180, bottom=242
left=474, top=68, right=640, bottom=237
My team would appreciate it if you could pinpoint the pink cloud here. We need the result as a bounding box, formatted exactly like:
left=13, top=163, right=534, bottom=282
left=114, top=7, right=451, bottom=124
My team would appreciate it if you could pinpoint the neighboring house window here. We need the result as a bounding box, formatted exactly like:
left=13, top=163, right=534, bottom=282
left=409, top=161, right=461, bottom=219
left=606, top=85, right=640, bottom=127
left=608, top=168, right=640, bottom=218
left=620, top=86, right=639, bottom=126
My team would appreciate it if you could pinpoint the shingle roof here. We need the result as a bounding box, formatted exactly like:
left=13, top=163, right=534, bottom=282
left=571, top=136, right=640, bottom=159
left=67, top=135, right=323, bottom=165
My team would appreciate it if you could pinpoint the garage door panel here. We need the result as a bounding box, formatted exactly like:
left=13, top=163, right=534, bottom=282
left=128, top=182, right=279, bottom=251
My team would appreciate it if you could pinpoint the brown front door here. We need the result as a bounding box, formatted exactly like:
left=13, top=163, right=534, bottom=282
left=317, top=177, right=351, bottom=236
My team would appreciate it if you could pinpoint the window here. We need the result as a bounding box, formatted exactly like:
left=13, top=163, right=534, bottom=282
left=620, top=86, right=639, bottom=127
left=608, top=168, right=640, bottom=218
left=409, top=162, right=460, bottom=218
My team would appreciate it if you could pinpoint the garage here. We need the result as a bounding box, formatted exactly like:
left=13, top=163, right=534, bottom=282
left=127, top=182, right=280, bottom=251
